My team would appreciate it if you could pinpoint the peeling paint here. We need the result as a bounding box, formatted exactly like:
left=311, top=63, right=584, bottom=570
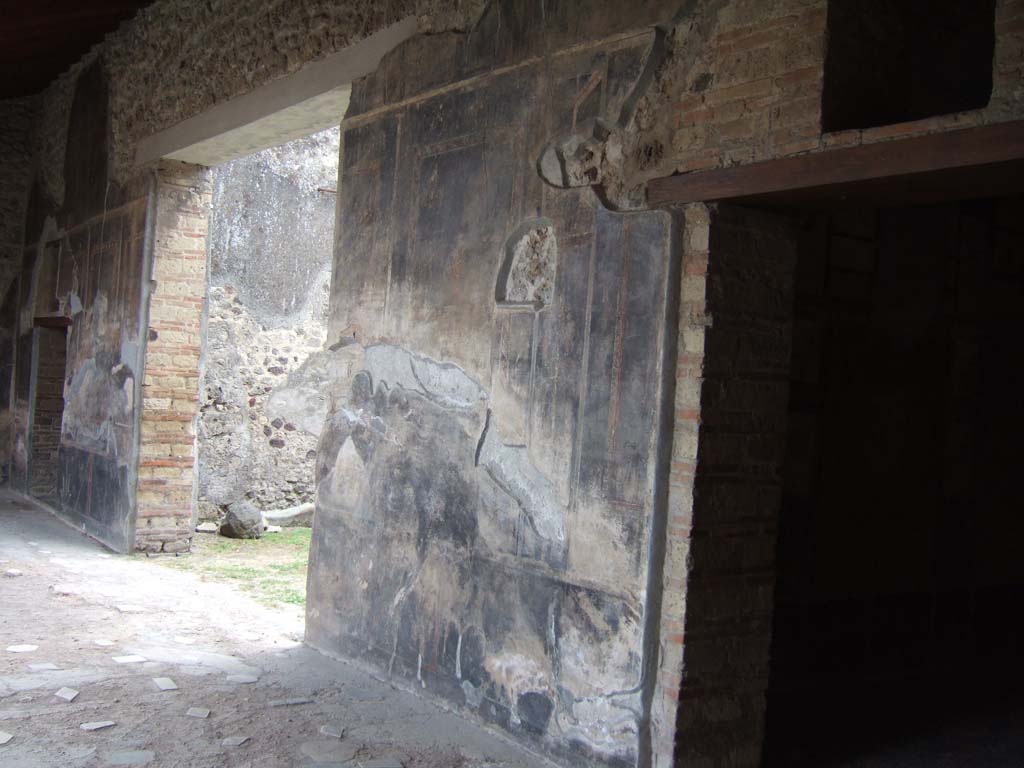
left=478, top=423, right=566, bottom=544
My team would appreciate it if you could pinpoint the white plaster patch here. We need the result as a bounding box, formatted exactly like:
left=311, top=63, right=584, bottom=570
left=364, top=345, right=487, bottom=409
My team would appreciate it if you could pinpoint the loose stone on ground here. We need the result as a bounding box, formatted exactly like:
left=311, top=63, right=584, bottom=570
left=319, top=723, right=344, bottom=739
left=80, top=721, right=116, bottom=731
left=269, top=696, right=312, bottom=707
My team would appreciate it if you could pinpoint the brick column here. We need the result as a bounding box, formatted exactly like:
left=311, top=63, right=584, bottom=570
left=652, top=203, right=798, bottom=767
left=135, top=161, right=210, bottom=553
left=650, top=203, right=713, bottom=768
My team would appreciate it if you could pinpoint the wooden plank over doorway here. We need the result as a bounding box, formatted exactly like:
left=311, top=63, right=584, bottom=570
left=647, top=120, right=1024, bottom=207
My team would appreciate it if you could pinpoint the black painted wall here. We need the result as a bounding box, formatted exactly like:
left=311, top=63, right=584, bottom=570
left=11, top=60, right=151, bottom=552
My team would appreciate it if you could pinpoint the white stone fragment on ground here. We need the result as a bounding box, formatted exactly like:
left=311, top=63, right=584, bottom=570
left=0, top=730, right=12, bottom=745
left=112, top=655, right=147, bottom=664
left=172, top=636, right=195, bottom=644
left=104, top=749, right=154, bottom=765
left=186, top=707, right=210, bottom=718
left=6, top=644, right=38, bottom=653
left=153, top=677, right=178, bottom=691
left=222, top=736, right=250, bottom=747
left=264, top=524, right=282, bottom=534
left=94, top=639, right=115, bottom=647
left=268, top=697, right=312, bottom=707
left=4, top=569, right=23, bottom=577
left=319, top=724, right=344, bottom=739
left=115, top=604, right=145, bottom=613
left=27, top=541, right=38, bottom=547
left=80, top=721, right=116, bottom=731
left=195, top=522, right=218, bottom=533
left=226, top=674, right=258, bottom=684
left=361, top=758, right=405, bottom=768
left=55, top=687, right=79, bottom=702
left=29, top=662, right=59, bottom=671
left=40, top=550, right=52, bottom=555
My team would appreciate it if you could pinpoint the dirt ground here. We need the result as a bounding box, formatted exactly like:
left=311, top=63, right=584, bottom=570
left=0, top=491, right=551, bottom=768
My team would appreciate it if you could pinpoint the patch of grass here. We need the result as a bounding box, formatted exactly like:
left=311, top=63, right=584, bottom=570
left=155, top=527, right=311, bottom=609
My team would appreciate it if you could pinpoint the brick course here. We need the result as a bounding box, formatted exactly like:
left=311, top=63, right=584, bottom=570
left=667, top=0, right=1023, bottom=177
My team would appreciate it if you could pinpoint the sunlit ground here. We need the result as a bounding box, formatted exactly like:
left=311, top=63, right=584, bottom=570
left=152, top=527, right=311, bottom=608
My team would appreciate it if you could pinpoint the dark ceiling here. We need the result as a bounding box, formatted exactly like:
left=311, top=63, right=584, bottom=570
left=0, top=1, right=156, bottom=99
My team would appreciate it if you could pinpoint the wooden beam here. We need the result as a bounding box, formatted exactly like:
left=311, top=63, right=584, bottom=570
left=648, top=120, right=1024, bottom=207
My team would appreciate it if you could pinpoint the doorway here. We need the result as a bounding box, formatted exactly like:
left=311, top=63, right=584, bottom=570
left=763, top=196, right=1024, bottom=766
left=28, top=325, right=68, bottom=505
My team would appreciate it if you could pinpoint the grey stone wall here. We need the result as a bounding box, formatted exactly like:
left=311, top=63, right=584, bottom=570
left=198, top=128, right=338, bottom=519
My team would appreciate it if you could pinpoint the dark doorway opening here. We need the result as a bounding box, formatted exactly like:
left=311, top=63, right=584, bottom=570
left=822, top=0, right=996, bottom=132
left=29, top=325, right=68, bottom=505
left=763, top=196, right=1024, bottom=766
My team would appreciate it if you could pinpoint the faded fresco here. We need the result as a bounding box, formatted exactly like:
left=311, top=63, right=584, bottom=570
left=308, top=3, right=680, bottom=764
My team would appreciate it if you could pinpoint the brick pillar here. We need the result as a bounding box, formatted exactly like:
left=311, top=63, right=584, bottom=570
left=135, top=161, right=210, bottom=553
left=650, top=204, right=711, bottom=768
left=652, top=203, right=798, bottom=767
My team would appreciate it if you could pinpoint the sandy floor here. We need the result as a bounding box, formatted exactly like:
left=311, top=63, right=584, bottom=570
left=0, top=491, right=551, bottom=768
